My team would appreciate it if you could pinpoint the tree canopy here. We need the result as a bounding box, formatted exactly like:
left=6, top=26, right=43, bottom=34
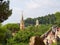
left=3, top=23, right=20, bottom=32
left=0, top=0, right=12, bottom=23
left=24, top=14, right=56, bottom=26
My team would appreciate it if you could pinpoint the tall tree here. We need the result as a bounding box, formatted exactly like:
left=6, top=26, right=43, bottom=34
left=0, top=0, right=12, bottom=23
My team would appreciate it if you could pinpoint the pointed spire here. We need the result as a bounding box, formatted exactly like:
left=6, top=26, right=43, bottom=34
left=20, top=11, right=25, bottom=30
left=21, top=11, right=23, bottom=21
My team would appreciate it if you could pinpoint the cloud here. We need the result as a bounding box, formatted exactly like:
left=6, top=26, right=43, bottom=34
left=3, top=0, right=60, bottom=24
left=26, top=0, right=50, bottom=8
left=27, top=2, right=40, bottom=9
left=24, top=0, right=59, bottom=9
left=26, top=1, right=40, bottom=9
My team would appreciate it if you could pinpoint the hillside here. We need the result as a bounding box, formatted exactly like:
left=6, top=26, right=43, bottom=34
left=24, top=12, right=60, bottom=26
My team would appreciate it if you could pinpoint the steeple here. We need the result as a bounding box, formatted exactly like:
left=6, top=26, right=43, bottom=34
left=21, top=12, right=23, bottom=21
left=20, top=11, right=25, bottom=30
left=35, top=19, right=39, bottom=27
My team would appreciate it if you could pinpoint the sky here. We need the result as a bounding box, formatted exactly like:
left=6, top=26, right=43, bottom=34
left=2, top=0, right=60, bottom=24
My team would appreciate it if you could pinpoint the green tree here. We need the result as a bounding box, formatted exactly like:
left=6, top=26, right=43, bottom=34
left=55, top=12, right=60, bottom=24
left=24, top=13, right=56, bottom=26
left=0, top=26, right=7, bottom=43
left=0, top=0, right=12, bottom=23
left=7, top=24, right=52, bottom=45
left=4, top=23, right=20, bottom=32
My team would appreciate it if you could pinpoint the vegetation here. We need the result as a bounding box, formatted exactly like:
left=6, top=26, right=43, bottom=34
left=24, top=12, right=60, bottom=27
left=0, top=0, right=12, bottom=23
left=5, top=12, right=60, bottom=45
left=52, top=43, right=57, bottom=45
left=57, top=41, right=60, bottom=45
left=6, top=24, right=52, bottom=45
left=3, top=23, right=20, bottom=33
left=25, top=14, right=56, bottom=26
left=0, top=1, right=60, bottom=44
left=0, top=24, right=12, bottom=45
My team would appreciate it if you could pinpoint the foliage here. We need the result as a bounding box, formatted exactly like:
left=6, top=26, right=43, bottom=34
left=24, top=12, right=60, bottom=26
left=7, top=24, right=52, bottom=45
left=0, top=24, right=12, bottom=45
left=0, top=11, right=60, bottom=45
left=0, top=26, right=11, bottom=45
left=0, top=23, right=1, bottom=25
left=3, top=23, right=20, bottom=32
left=0, top=0, right=12, bottom=23
left=7, top=42, right=28, bottom=45
left=24, top=18, right=35, bottom=26
left=57, top=41, right=60, bottom=45
left=24, top=14, right=56, bottom=26
left=52, top=42, right=57, bottom=45
left=55, top=12, right=60, bottom=21
left=0, top=26, right=7, bottom=42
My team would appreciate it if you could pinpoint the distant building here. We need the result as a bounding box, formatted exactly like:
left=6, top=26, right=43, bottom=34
left=20, top=12, right=25, bottom=30
left=35, top=19, right=39, bottom=27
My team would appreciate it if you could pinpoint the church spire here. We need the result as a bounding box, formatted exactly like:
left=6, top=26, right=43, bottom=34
left=21, top=11, right=23, bottom=21
left=20, top=11, right=25, bottom=30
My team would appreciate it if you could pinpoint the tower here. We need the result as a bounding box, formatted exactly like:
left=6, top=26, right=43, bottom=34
left=35, top=19, right=39, bottom=26
left=20, top=12, right=25, bottom=30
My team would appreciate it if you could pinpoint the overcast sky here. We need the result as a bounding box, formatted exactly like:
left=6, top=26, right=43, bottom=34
left=2, top=0, right=60, bottom=24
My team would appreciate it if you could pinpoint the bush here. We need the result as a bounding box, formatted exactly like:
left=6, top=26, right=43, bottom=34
left=7, top=24, right=52, bottom=45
